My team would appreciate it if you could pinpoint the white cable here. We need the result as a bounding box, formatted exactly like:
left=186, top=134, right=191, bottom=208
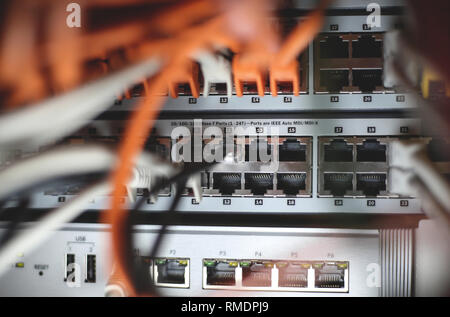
left=0, top=57, right=161, bottom=147
left=0, top=145, right=206, bottom=277
left=0, top=181, right=110, bottom=277
left=193, top=51, right=232, bottom=97
left=389, top=140, right=450, bottom=212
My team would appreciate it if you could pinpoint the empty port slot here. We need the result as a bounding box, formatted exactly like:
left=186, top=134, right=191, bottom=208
left=319, top=70, right=349, bottom=93
left=245, top=173, right=273, bottom=195
left=245, top=140, right=271, bottom=162
left=155, top=259, right=188, bottom=285
left=324, top=173, right=353, bottom=196
left=278, top=262, right=308, bottom=288
left=352, top=69, right=382, bottom=92
left=352, top=35, right=382, bottom=58
left=279, top=139, right=306, bottom=161
left=356, top=139, right=386, bottom=162
left=356, top=173, right=386, bottom=196
left=324, top=140, right=353, bottom=162
left=85, top=255, right=96, bottom=283
left=205, top=260, right=237, bottom=286
left=242, top=262, right=272, bottom=287
left=314, top=262, right=346, bottom=288
left=213, top=173, right=241, bottom=195
left=319, top=35, right=349, bottom=58
left=65, top=253, right=76, bottom=282
left=144, top=138, right=169, bottom=158
left=277, top=173, right=306, bottom=195
left=427, top=139, right=450, bottom=162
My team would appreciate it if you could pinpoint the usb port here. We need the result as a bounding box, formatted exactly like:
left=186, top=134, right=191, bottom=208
left=85, top=254, right=96, bottom=283
left=65, top=253, right=76, bottom=282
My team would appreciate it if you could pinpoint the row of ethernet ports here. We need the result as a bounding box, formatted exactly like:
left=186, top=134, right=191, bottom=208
left=56, top=135, right=450, bottom=165
left=135, top=257, right=348, bottom=292
left=204, top=259, right=348, bottom=292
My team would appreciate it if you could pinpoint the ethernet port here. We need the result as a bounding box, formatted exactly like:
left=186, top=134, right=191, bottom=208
left=277, top=262, right=308, bottom=288
left=242, top=261, right=272, bottom=287
left=319, top=70, right=349, bottom=93
left=245, top=173, right=273, bottom=195
left=213, top=173, right=241, bottom=195
left=324, top=140, right=353, bottom=162
left=352, top=69, right=382, bottom=92
left=277, top=173, right=306, bottom=195
left=204, top=260, right=237, bottom=286
left=314, top=262, right=346, bottom=288
left=356, top=173, right=386, bottom=196
left=352, top=34, right=382, bottom=58
left=155, top=259, right=188, bottom=286
left=357, top=139, right=386, bottom=162
left=245, top=139, right=271, bottom=162
left=319, top=35, right=349, bottom=58
left=324, top=173, right=353, bottom=196
left=144, top=137, right=170, bottom=159
left=279, top=139, right=306, bottom=161
left=427, top=139, right=450, bottom=162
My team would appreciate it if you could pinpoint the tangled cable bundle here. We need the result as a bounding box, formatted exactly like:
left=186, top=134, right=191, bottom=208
left=0, top=0, right=331, bottom=296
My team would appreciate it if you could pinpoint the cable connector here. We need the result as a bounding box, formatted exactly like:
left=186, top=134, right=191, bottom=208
left=194, top=51, right=232, bottom=97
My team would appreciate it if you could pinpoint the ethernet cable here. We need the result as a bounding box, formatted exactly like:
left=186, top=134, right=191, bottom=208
left=389, top=140, right=450, bottom=228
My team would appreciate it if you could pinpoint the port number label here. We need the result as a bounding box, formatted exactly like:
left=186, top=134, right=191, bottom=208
left=188, top=98, right=197, bottom=104
left=284, top=97, right=292, bottom=103
left=363, top=23, right=371, bottom=30
left=219, top=97, right=228, bottom=103
left=334, top=199, right=343, bottom=206
left=191, top=198, right=199, bottom=205
left=367, top=200, right=376, bottom=206
left=400, top=126, right=409, bottom=133
left=255, top=199, right=263, bottom=205
left=58, top=196, right=66, bottom=202
left=251, top=97, right=260, bottom=103
left=400, top=200, right=409, bottom=207
left=288, top=127, right=296, bottom=133
left=255, top=127, right=264, bottom=133
left=146, top=198, right=154, bottom=204
left=363, top=96, right=372, bottom=102
left=330, top=24, right=339, bottom=31
left=367, top=126, right=376, bottom=133
left=287, top=199, right=295, bottom=206
left=330, top=96, right=339, bottom=102
left=334, top=127, right=343, bottom=133
left=396, top=95, right=405, bottom=102
left=223, top=199, right=231, bottom=205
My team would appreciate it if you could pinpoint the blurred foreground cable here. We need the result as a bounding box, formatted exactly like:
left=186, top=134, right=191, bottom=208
left=0, top=58, right=160, bottom=147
